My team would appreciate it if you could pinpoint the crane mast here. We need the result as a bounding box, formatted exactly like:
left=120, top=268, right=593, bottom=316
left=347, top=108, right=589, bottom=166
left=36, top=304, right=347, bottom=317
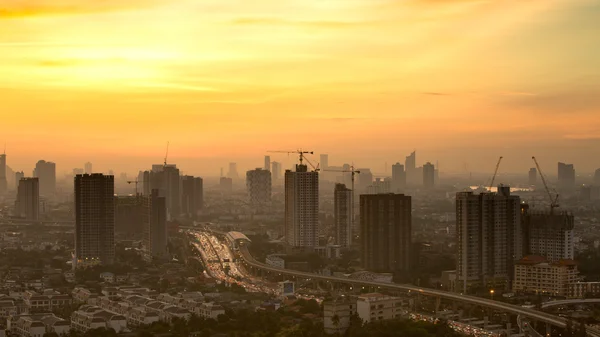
left=489, top=156, right=503, bottom=191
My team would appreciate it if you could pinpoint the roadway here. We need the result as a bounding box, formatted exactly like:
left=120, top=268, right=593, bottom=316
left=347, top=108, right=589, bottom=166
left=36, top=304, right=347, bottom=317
left=541, top=299, right=600, bottom=309
left=238, top=246, right=600, bottom=337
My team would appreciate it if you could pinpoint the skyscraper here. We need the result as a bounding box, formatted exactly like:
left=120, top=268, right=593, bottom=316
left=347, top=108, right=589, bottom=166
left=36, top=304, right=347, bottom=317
left=181, top=175, right=203, bottom=218
left=285, top=164, right=319, bottom=248
left=391, top=163, right=406, bottom=192
left=264, top=156, right=271, bottom=171
left=423, top=162, right=435, bottom=188
left=34, top=160, right=56, bottom=196
left=405, top=151, right=416, bottom=184
left=528, top=168, right=537, bottom=186
left=74, top=174, right=115, bottom=267
left=334, top=184, right=352, bottom=248
left=557, top=162, right=575, bottom=188
left=15, top=178, right=39, bottom=220
left=271, top=162, right=282, bottom=182
left=142, top=165, right=180, bottom=219
left=357, top=168, right=373, bottom=193
left=521, top=204, right=574, bottom=262
left=115, top=196, right=144, bottom=240
left=246, top=168, right=272, bottom=206
left=228, top=162, right=238, bottom=179
left=0, top=153, right=6, bottom=194
left=320, top=154, right=329, bottom=170
left=143, top=189, right=168, bottom=260
left=360, top=193, right=411, bottom=273
left=456, top=186, right=521, bottom=293
left=84, top=162, right=93, bottom=174
left=595, top=168, right=600, bottom=185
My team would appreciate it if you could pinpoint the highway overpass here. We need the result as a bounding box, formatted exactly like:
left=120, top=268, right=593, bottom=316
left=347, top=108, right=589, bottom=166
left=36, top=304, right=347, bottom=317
left=238, top=246, right=600, bottom=337
left=542, top=299, right=600, bottom=309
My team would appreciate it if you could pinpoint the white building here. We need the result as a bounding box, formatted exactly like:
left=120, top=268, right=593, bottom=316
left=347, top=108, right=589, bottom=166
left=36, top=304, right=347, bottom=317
left=266, top=254, right=285, bottom=269
left=513, top=256, right=579, bottom=296
left=71, top=305, right=127, bottom=333
left=284, top=164, right=319, bottom=247
left=356, top=293, right=403, bottom=323
left=194, top=302, right=225, bottom=319
left=246, top=168, right=271, bottom=206
left=323, top=298, right=356, bottom=334
left=569, top=282, right=600, bottom=299
left=522, top=208, right=574, bottom=262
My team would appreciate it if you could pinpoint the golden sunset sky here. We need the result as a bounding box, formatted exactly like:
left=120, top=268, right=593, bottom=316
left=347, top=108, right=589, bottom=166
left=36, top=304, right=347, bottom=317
left=1, top=0, right=599, bottom=176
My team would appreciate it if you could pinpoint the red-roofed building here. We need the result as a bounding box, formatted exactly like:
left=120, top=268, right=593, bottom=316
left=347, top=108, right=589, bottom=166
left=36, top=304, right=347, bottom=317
left=513, top=255, right=579, bottom=296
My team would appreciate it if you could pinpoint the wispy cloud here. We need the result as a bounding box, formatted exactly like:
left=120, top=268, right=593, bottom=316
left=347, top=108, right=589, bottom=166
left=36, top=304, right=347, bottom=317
left=0, top=0, right=161, bottom=18
left=231, top=17, right=375, bottom=28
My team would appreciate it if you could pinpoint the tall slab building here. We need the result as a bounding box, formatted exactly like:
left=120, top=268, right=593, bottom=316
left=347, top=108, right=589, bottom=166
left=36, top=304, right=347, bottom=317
left=360, top=193, right=412, bottom=273
left=246, top=168, right=272, bottom=206
left=334, top=184, right=353, bottom=247
left=74, top=174, right=115, bottom=267
left=285, top=164, right=319, bottom=247
left=15, top=178, right=39, bottom=220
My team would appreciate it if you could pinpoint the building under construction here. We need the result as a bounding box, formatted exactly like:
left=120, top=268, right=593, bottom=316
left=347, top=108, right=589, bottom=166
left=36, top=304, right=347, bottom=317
left=521, top=204, right=575, bottom=262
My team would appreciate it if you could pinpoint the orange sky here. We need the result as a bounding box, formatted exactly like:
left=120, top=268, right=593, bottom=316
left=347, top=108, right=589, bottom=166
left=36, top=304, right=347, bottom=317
left=1, top=0, right=599, bottom=176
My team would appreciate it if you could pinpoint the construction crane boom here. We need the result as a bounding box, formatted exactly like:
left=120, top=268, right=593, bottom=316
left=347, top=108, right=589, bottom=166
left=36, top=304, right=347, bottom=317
left=127, top=180, right=141, bottom=195
left=164, top=141, right=170, bottom=167
left=532, top=156, right=559, bottom=212
left=267, top=150, right=317, bottom=170
left=322, top=166, right=361, bottom=192
left=489, top=156, right=503, bottom=191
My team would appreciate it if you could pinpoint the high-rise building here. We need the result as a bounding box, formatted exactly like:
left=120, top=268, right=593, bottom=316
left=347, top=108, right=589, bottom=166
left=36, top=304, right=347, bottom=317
left=73, top=168, right=84, bottom=176
left=557, top=162, right=575, bottom=188
left=271, top=162, right=282, bottom=182
left=320, top=154, right=329, bottom=170
left=391, top=163, right=406, bottom=192
left=366, top=178, right=391, bottom=194
left=15, top=178, right=39, bottom=220
left=15, top=171, right=24, bottom=184
left=456, top=186, right=521, bottom=293
left=34, top=160, right=56, bottom=196
left=115, top=196, right=144, bottom=239
left=0, top=153, right=6, bottom=194
left=423, top=162, right=435, bottom=188
left=84, top=162, right=93, bottom=174
left=142, top=165, right=180, bottom=219
left=357, top=168, right=373, bottom=193
left=74, top=174, right=115, bottom=267
left=334, top=184, right=352, bottom=248
left=405, top=151, right=416, bottom=184
left=246, top=168, right=271, bottom=206
left=284, top=164, right=319, bottom=247
left=143, top=189, right=168, bottom=260
left=220, top=177, right=233, bottom=193
left=528, top=168, right=537, bottom=186
left=360, top=194, right=411, bottom=273
left=228, top=162, right=238, bottom=179
left=264, top=156, right=271, bottom=171
left=521, top=204, right=574, bottom=262
left=595, top=168, right=600, bottom=185
left=181, top=176, right=203, bottom=218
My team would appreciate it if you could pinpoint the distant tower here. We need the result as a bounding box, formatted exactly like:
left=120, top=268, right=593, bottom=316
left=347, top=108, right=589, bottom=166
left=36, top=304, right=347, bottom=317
left=595, top=168, right=600, bottom=185
left=285, top=164, right=319, bottom=247
left=405, top=151, right=416, bottom=185
left=320, top=154, right=329, bottom=170
left=35, top=160, right=56, bottom=196
left=228, top=163, right=239, bottom=179
left=15, top=178, right=39, bottom=220
left=271, top=162, right=282, bottom=182
left=246, top=168, right=272, bottom=206
left=74, top=174, right=115, bottom=267
left=334, top=184, right=352, bottom=247
left=84, top=162, right=93, bottom=174
left=264, top=156, right=271, bottom=172
left=0, top=152, right=6, bottom=194
left=528, top=168, right=537, bottom=186
left=181, top=175, right=203, bottom=219
left=391, top=163, right=405, bottom=192
left=557, top=162, right=575, bottom=188
left=423, top=162, right=435, bottom=188
left=15, top=171, right=24, bottom=184
left=360, top=193, right=411, bottom=273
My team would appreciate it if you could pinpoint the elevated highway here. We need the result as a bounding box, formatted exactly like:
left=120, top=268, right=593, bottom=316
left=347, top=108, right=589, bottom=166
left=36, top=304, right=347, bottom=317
left=542, top=299, right=600, bottom=309
left=238, top=246, right=600, bottom=337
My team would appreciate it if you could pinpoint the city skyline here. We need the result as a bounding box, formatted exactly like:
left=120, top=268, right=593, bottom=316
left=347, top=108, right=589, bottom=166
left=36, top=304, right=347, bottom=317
left=1, top=0, right=599, bottom=174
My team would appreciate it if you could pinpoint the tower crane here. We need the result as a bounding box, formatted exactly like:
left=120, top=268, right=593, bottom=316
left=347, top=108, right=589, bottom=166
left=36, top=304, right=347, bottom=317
left=489, top=156, right=503, bottom=191
left=321, top=166, right=361, bottom=193
left=532, top=156, right=560, bottom=213
left=267, top=150, right=318, bottom=171
left=127, top=180, right=141, bottom=195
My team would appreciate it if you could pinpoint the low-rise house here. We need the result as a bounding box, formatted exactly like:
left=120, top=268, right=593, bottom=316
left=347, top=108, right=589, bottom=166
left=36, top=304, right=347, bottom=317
left=71, top=305, right=127, bottom=333
left=23, top=291, right=72, bottom=312
left=8, top=313, right=70, bottom=337
left=194, top=302, right=225, bottom=320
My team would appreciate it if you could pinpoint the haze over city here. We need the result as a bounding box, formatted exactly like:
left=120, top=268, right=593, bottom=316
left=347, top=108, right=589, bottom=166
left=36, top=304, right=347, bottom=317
left=2, top=0, right=600, bottom=175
